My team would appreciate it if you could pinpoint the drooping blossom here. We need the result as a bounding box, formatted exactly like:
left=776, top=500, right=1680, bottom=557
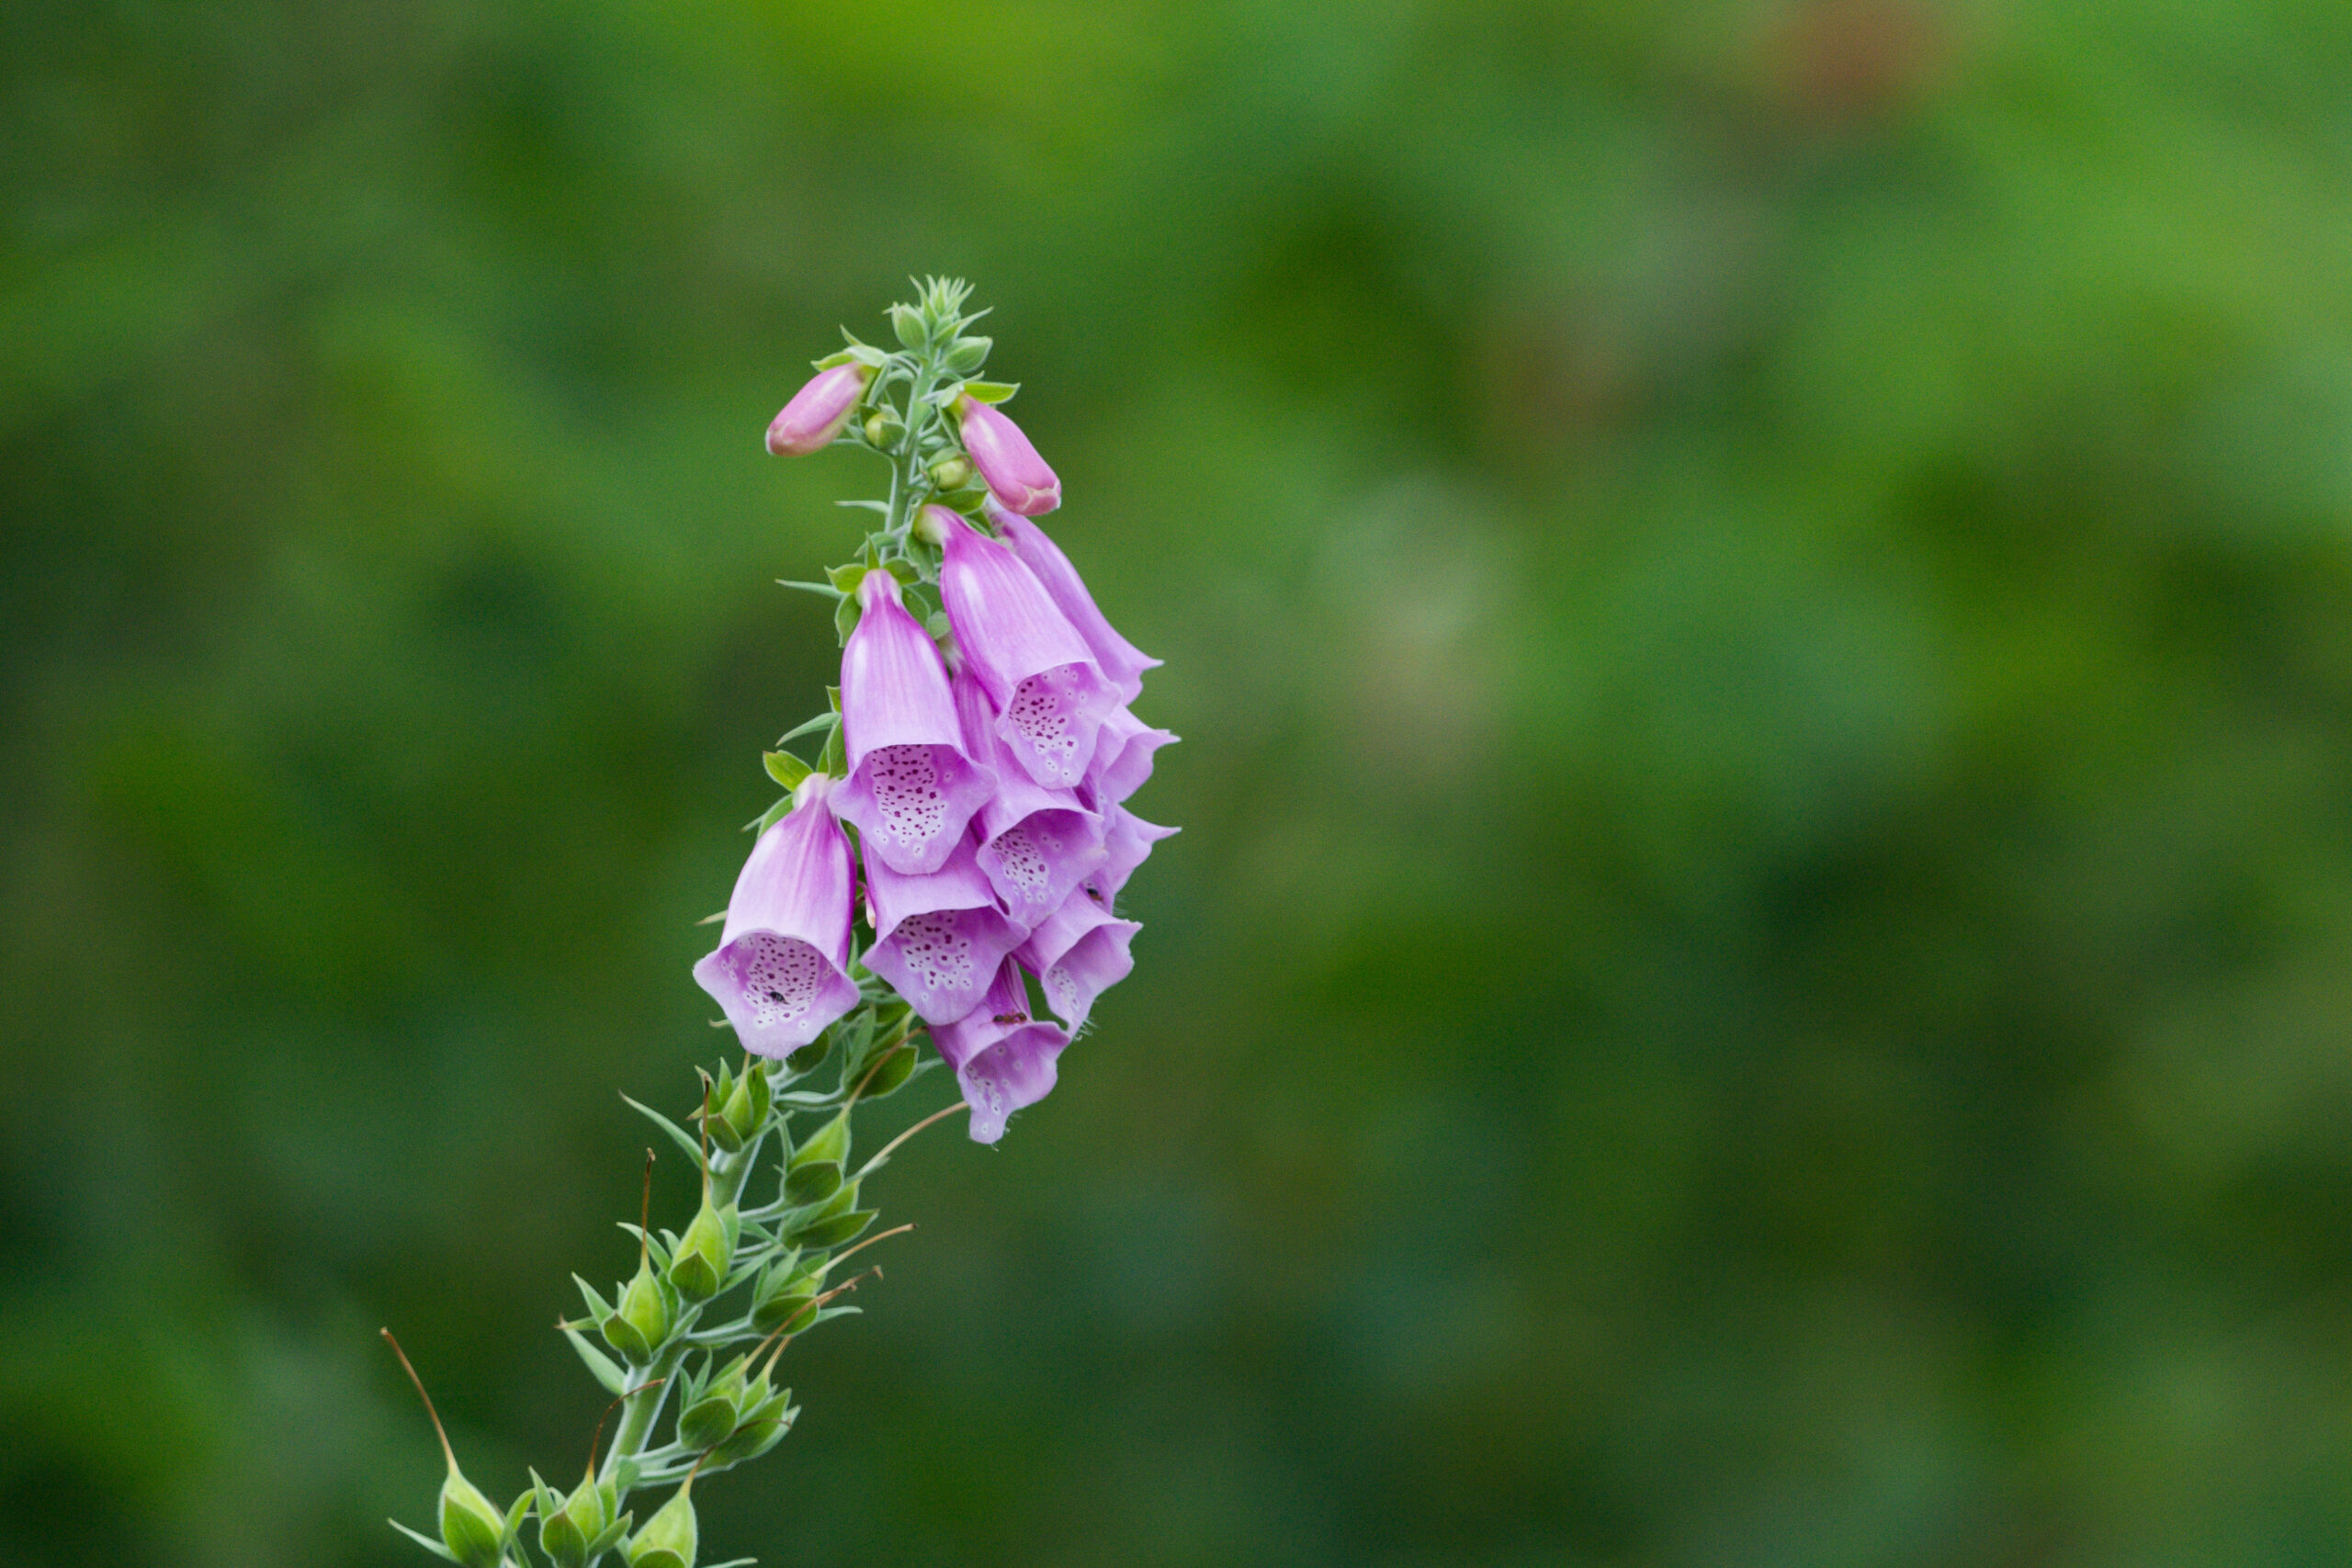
left=955, top=396, right=1059, bottom=514
left=832, top=569, right=995, bottom=874
left=861, top=835, right=1027, bottom=1027
left=1085, top=705, right=1178, bottom=807
left=695, top=774, right=860, bottom=1056
left=1017, top=888, right=1139, bottom=1033
left=1094, top=805, right=1178, bottom=899
left=952, top=660, right=1107, bottom=926
left=930, top=958, right=1069, bottom=1143
left=991, top=507, right=1159, bottom=703
left=766, top=364, right=873, bottom=457
left=931, top=505, right=1117, bottom=790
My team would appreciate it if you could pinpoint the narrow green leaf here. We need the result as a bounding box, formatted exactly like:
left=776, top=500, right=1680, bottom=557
left=387, top=1518, right=461, bottom=1562
left=775, top=712, right=840, bottom=747
left=561, top=1324, right=628, bottom=1394
left=620, top=1094, right=707, bottom=1165
left=776, top=579, right=845, bottom=600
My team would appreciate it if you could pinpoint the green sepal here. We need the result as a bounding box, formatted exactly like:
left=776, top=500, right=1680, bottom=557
left=859, top=1043, right=918, bottom=1100
left=943, top=335, right=990, bottom=374
left=438, top=1469, right=508, bottom=1568
left=787, top=1207, right=876, bottom=1250
left=751, top=795, right=793, bottom=835
left=677, top=1386, right=741, bottom=1450
left=388, top=1517, right=462, bottom=1562
left=833, top=592, right=860, bottom=647
left=533, top=1470, right=593, bottom=1568
left=574, top=1275, right=616, bottom=1326
left=789, top=1111, right=850, bottom=1172
left=762, top=751, right=811, bottom=794
left=587, top=1514, right=635, bottom=1562
left=749, top=1269, right=820, bottom=1336
left=503, top=1490, right=535, bottom=1542
left=826, top=561, right=869, bottom=595
left=961, top=379, right=1018, bottom=404
left=782, top=1035, right=831, bottom=1078
left=626, top=1481, right=699, bottom=1568
left=783, top=1158, right=841, bottom=1206
left=561, top=1321, right=628, bottom=1395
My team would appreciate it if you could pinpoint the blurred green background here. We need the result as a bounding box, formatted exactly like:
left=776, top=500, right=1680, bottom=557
left=8, top=1, right=2352, bottom=1563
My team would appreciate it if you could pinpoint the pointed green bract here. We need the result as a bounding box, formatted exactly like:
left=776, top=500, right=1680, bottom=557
left=626, top=1479, right=699, bottom=1568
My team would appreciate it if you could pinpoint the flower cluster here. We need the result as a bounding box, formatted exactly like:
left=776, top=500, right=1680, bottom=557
left=697, top=279, right=1174, bottom=1143
left=385, top=281, right=1159, bottom=1568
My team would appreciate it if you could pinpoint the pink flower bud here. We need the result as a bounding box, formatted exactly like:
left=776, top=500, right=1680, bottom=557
left=955, top=396, right=1060, bottom=514
left=765, top=364, right=873, bottom=457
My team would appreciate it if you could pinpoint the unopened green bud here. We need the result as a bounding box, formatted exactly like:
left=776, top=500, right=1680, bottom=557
left=943, top=335, right=990, bottom=374
left=888, top=303, right=926, bottom=350
left=627, top=1481, right=699, bottom=1568
left=718, top=1064, right=767, bottom=1148
left=439, top=1469, right=507, bottom=1568
left=676, top=1368, right=743, bottom=1451
left=705, top=1391, right=796, bottom=1472
left=784, top=1179, right=871, bottom=1249
left=537, top=1470, right=609, bottom=1568
left=862, top=408, right=897, bottom=447
left=667, top=1195, right=737, bottom=1303
left=928, top=455, right=972, bottom=491
left=604, top=1260, right=672, bottom=1363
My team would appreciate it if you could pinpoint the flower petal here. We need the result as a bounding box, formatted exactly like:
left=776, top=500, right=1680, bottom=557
left=1017, top=890, right=1139, bottom=1033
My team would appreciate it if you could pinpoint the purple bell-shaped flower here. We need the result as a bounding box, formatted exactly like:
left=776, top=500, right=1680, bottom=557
left=991, top=507, right=1160, bottom=705
left=860, top=835, right=1028, bottom=1027
left=694, top=774, right=861, bottom=1056
left=1017, top=887, right=1139, bottom=1033
left=930, top=506, right=1118, bottom=791
left=833, top=569, right=996, bottom=875
left=931, top=957, right=1070, bottom=1143
left=951, top=660, right=1108, bottom=926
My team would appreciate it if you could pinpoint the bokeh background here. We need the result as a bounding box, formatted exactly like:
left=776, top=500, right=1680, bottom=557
left=8, top=2, right=2352, bottom=1563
